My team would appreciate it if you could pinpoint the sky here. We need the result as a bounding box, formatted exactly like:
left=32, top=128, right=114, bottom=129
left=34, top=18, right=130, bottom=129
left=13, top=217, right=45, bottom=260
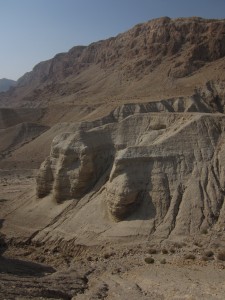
left=1, top=0, right=225, bottom=80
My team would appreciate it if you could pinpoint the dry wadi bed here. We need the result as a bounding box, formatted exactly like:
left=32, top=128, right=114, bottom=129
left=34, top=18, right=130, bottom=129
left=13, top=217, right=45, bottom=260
left=0, top=172, right=225, bottom=300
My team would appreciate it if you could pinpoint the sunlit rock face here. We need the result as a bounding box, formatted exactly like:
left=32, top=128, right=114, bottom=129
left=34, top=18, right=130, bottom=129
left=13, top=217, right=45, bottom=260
left=37, top=130, right=113, bottom=202
left=36, top=106, right=225, bottom=236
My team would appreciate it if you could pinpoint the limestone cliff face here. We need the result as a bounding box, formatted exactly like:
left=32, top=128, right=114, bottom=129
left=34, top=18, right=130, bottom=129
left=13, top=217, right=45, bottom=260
left=106, top=114, right=225, bottom=235
left=17, top=46, right=87, bottom=88
left=36, top=104, right=225, bottom=237
left=18, top=17, right=225, bottom=88
left=3, top=17, right=225, bottom=108
left=37, top=130, right=113, bottom=202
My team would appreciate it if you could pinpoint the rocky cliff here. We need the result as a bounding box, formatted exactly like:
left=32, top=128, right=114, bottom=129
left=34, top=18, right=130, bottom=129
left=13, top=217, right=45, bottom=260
left=1, top=17, right=225, bottom=108
left=17, top=17, right=225, bottom=87
left=35, top=104, right=225, bottom=242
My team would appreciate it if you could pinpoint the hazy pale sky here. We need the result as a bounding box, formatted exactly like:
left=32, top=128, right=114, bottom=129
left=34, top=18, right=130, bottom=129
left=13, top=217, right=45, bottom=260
left=1, top=0, right=225, bottom=80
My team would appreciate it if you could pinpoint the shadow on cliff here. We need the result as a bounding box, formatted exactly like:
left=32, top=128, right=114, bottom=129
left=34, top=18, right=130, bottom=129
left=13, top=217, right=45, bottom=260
left=0, top=219, right=7, bottom=256
left=125, top=193, right=156, bottom=221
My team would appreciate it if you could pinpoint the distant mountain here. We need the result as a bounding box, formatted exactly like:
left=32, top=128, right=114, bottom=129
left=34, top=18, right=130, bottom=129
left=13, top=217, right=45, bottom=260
left=1, top=17, right=225, bottom=109
left=0, top=78, right=16, bottom=92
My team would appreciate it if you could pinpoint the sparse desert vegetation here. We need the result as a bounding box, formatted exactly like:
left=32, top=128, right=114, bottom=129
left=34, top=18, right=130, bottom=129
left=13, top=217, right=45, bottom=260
left=184, top=254, right=196, bottom=260
left=144, top=257, right=155, bottom=264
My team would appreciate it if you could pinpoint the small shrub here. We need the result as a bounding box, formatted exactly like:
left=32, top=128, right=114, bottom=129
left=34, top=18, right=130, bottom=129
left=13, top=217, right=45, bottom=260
left=202, top=255, right=213, bottom=262
left=162, top=249, right=168, bottom=254
left=103, top=253, right=111, bottom=259
left=87, top=256, right=93, bottom=261
left=217, top=250, right=225, bottom=261
left=201, top=228, right=208, bottom=235
left=148, top=248, right=157, bottom=254
left=194, top=241, right=202, bottom=248
left=170, top=248, right=176, bottom=254
left=103, top=252, right=115, bottom=259
left=184, top=254, right=196, bottom=260
left=173, top=242, right=183, bottom=249
left=37, top=256, right=45, bottom=263
left=144, top=257, right=155, bottom=264
left=204, top=250, right=214, bottom=258
left=211, top=243, right=220, bottom=249
left=151, top=124, right=166, bottom=130
left=160, top=258, right=166, bottom=264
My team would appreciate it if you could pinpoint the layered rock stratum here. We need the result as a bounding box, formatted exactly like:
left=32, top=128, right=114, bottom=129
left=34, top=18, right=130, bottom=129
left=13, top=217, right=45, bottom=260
left=36, top=108, right=225, bottom=242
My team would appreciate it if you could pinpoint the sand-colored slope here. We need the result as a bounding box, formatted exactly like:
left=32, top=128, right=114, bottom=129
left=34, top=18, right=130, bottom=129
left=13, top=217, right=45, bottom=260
left=0, top=122, right=48, bottom=155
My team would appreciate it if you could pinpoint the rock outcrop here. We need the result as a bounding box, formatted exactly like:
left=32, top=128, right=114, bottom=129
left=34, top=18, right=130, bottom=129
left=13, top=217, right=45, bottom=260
left=36, top=107, right=225, bottom=237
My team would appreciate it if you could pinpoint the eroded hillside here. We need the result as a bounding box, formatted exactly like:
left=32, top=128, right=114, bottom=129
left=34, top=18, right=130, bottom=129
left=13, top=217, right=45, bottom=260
left=0, top=17, right=225, bottom=300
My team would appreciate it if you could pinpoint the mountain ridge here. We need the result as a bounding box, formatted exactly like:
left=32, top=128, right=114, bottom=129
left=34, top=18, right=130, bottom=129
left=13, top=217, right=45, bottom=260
left=1, top=16, right=225, bottom=108
left=0, top=78, right=16, bottom=92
